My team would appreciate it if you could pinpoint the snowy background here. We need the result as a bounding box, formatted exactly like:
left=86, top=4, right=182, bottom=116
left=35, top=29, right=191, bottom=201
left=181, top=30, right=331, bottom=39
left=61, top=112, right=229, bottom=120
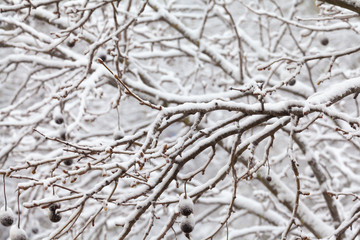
left=1, top=0, right=360, bottom=239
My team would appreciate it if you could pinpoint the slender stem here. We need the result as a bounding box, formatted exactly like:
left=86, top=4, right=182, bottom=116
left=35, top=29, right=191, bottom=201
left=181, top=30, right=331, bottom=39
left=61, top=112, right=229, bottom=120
left=17, top=191, right=20, bottom=228
left=98, top=59, right=162, bottom=110
left=117, top=106, right=121, bottom=131
left=3, top=175, right=7, bottom=211
left=184, top=180, right=187, bottom=198
left=107, top=180, right=118, bottom=201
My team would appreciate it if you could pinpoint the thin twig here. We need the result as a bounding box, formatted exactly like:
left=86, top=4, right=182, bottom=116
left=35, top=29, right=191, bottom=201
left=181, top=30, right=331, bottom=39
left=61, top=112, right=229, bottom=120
left=3, top=175, right=7, bottom=211
left=98, top=59, right=162, bottom=110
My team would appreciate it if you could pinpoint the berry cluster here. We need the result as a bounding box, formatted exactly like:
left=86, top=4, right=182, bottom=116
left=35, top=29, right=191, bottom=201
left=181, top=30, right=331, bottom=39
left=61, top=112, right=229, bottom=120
left=48, top=203, right=62, bottom=223
left=178, top=194, right=195, bottom=235
left=0, top=206, right=28, bottom=240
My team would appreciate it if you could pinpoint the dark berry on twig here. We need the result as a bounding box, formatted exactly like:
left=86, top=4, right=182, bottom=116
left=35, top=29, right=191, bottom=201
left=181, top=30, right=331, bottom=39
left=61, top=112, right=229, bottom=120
left=64, top=159, right=73, bottom=166
left=54, top=115, right=64, bottom=124
left=288, top=78, right=296, bottom=86
left=100, top=54, right=107, bottom=62
left=0, top=208, right=14, bottom=227
left=180, top=215, right=195, bottom=234
left=321, top=37, right=329, bottom=46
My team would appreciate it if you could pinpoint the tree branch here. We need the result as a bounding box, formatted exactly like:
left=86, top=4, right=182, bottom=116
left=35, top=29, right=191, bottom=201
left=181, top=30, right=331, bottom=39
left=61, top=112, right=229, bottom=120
left=320, top=0, right=360, bottom=14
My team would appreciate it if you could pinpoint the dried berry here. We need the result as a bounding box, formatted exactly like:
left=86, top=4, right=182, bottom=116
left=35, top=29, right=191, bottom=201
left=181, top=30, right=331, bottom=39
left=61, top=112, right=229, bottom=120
left=179, top=194, right=194, bottom=216
left=32, top=228, right=39, bottom=234
left=99, top=54, right=107, bottom=62
left=288, top=78, right=296, bottom=86
left=10, top=225, right=27, bottom=240
left=66, top=39, right=75, bottom=48
left=54, top=115, right=64, bottom=125
left=48, top=211, right=62, bottom=222
left=266, top=176, right=272, bottom=182
left=49, top=203, right=61, bottom=212
left=63, top=159, right=73, bottom=166
left=0, top=207, right=15, bottom=227
left=48, top=203, right=62, bottom=223
left=180, top=215, right=195, bottom=234
left=321, top=37, right=329, bottom=46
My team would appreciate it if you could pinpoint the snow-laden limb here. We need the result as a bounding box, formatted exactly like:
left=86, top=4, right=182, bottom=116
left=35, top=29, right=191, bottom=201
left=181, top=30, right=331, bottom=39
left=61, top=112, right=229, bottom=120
left=0, top=0, right=60, bottom=12
left=307, top=76, right=360, bottom=105
left=244, top=3, right=352, bottom=31
left=320, top=0, right=360, bottom=14
left=229, top=226, right=284, bottom=239
left=0, top=54, right=81, bottom=70
left=328, top=202, right=360, bottom=239
left=258, top=44, right=360, bottom=71
left=1, top=1, right=360, bottom=239
left=199, top=193, right=287, bottom=227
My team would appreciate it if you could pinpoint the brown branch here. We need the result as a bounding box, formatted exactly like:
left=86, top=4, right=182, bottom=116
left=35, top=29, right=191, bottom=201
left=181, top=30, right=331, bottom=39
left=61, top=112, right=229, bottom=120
left=281, top=159, right=301, bottom=240
left=98, top=59, right=162, bottom=111
left=320, top=0, right=360, bottom=14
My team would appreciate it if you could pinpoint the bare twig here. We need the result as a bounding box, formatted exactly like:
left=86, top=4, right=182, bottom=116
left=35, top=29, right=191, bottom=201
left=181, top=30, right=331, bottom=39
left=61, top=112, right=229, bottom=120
left=98, top=59, right=162, bottom=110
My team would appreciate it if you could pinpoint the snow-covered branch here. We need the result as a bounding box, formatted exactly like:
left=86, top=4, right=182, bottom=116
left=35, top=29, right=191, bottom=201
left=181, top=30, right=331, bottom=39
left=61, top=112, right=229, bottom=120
left=1, top=0, right=360, bottom=239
